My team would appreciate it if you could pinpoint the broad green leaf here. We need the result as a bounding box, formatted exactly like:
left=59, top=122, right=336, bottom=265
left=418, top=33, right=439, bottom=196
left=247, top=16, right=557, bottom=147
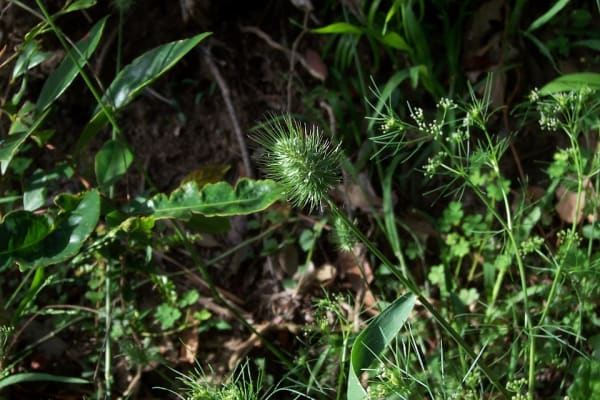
left=36, top=17, right=107, bottom=112
left=23, top=164, right=74, bottom=211
left=134, top=179, right=284, bottom=220
left=0, top=103, right=50, bottom=175
left=0, top=211, right=52, bottom=257
left=527, top=0, right=571, bottom=32
left=0, top=372, right=89, bottom=390
left=76, top=32, right=211, bottom=151
left=94, top=139, right=134, bottom=192
left=540, top=73, right=600, bottom=94
left=347, top=293, right=416, bottom=400
left=17, top=190, right=100, bottom=269
left=312, top=22, right=363, bottom=35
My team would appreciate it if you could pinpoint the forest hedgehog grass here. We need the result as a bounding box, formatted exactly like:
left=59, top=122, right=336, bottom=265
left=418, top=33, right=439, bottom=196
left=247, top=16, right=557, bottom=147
left=236, top=83, right=600, bottom=398
left=251, top=110, right=512, bottom=398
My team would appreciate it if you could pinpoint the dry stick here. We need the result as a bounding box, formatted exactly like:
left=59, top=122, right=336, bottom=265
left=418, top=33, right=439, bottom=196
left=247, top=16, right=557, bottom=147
left=286, top=10, right=311, bottom=112
left=202, top=50, right=253, bottom=178
left=240, top=26, right=316, bottom=81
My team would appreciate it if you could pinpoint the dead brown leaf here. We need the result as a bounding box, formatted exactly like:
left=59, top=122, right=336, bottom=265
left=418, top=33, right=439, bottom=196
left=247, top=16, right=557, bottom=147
left=555, top=179, right=597, bottom=223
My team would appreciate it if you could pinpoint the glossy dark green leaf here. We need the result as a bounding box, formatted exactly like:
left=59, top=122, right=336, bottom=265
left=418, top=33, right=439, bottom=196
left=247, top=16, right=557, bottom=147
left=36, top=17, right=107, bottom=112
left=0, top=211, right=52, bottom=257
left=23, top=165, right=73, bottom=211
left=16, top=190, right=100, bottom=269
left=76, top=32, right=211, bottom=151
left=347, top=293, right=416, bottom=400
left=94, top=139, right=134, bottom=192
left=135, top=179, right=284, bottom=220
left=11, top=40, right=52, bottom=81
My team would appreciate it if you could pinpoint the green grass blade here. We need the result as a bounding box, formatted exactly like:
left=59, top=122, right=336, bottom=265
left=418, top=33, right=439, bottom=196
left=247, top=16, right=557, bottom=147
left=312, top=22, right=364, bottom=35
left=347, top=293, right=416, bottom=400
left=0, top=372, right=89, bottom=390
left=36, top=16, right=107, bottom=112
left=527, top=0, right=571, bottom=32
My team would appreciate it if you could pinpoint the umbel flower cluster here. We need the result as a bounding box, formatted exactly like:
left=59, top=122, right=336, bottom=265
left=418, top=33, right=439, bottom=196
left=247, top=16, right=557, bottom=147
left=253, top=115, right=341, bottom=211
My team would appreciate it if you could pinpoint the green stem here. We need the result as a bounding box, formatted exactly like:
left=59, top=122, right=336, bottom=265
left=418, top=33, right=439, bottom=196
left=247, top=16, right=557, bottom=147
left=104, top=262, right=112, bottom=399
left=327, top=199, right=512, bottom=398
left=35, top=1, right=121, bottom=135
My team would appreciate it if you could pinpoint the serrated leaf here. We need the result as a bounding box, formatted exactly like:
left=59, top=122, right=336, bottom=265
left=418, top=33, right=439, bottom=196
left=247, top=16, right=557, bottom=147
left=136, top=179, right=284, bottom=220
left=540, top=73, right=600, bottom=94
left=95, top=139, right=134, bottom=191
left=76, top=32, right=211, bottom=152
left=36, top=17, right=107, bottom=112
left=347, top=293, right=416, bottom=400
left=16, top=190, right=100, bottom=269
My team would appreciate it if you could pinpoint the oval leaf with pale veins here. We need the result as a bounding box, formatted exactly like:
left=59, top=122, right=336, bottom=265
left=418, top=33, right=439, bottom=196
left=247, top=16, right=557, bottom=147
left=136, top=179, right=284, bottom=220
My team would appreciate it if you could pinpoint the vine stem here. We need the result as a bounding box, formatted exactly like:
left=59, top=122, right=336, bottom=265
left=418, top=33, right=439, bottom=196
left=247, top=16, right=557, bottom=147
left=327, top=199, right=512, bottom=398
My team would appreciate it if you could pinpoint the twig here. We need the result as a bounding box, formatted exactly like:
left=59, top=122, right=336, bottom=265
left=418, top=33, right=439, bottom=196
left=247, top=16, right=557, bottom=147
left=286, top=9, right=311, bottom=111
left=201, top=49, right=253, bottom=178
left=240, top=25, right=321, bottom=82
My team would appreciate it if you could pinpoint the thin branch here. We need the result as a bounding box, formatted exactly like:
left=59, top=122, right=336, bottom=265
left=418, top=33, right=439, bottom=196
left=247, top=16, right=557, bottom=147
left=202, top=49, right=253, bottom=178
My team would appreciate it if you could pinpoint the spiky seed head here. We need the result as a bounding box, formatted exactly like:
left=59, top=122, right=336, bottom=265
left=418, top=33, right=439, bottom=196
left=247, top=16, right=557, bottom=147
left=331, top=214, right=356, bottom=252
left=253, top=115, right=341, bottom=212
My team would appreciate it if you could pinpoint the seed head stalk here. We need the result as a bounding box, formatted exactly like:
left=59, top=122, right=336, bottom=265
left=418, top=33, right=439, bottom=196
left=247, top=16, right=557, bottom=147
left=254, top=114, right=511, bottom=398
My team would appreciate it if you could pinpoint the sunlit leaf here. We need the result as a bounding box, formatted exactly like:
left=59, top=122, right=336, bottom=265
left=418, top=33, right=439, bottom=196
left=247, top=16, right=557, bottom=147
left=540, top=73, right=600, bottom=94
left=312, top=22, right=363, bottom=35
left=77, top=32, right=211, bottom=151
left=132, top=179, right=284, bottom=220
left=347, top=293, right=416, bottom=400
